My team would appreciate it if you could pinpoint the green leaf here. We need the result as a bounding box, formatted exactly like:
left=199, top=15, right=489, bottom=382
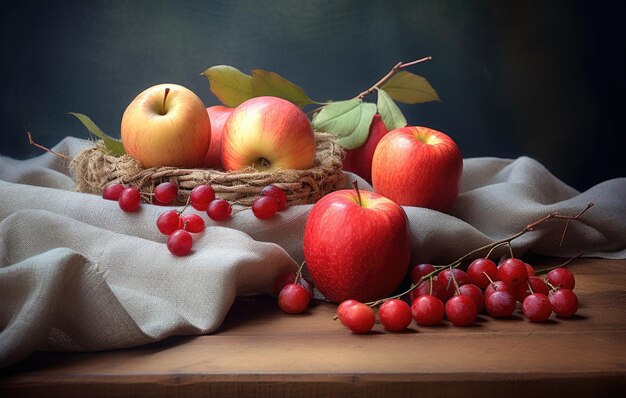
left=69, top=112, right=125, bottom=156
left=201, top=65, right=254, bottom=107
left=251, top=69, right=315, bottom=108
left=312, top=99, right=377, bottom=149
left=381, top=71, right=441, bottom=104
left=377, top=89, right=407, bottom=130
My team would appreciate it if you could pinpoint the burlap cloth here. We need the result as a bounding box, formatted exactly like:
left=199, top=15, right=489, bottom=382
left=1, top=137, right=625, bottom=367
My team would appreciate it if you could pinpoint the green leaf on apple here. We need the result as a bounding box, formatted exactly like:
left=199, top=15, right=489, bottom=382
left=312, top=99, right=377, bottom=149
left=69, top=112, right=126, bottom=156
left=376, top=89, right=407, bottom=130
left=201, top=65, right=254, bottom=107
left=251, top=69, right=315, bottom=108
left=380, top=71, right=441, bottom=104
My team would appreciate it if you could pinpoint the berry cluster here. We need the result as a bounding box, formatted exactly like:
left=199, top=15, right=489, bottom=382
left=103, top=181, right=288, bottom=256
left=334, top=257, right=580, bottom=334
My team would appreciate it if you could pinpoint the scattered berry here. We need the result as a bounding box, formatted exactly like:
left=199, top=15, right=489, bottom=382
left=411, top=294, right=445, bottom=326
left=497, top=258, right=529, bottom=286
left=252, top=195, right=279, bottom=219
left=154, top=182, right=178, bottom=205
left=549, top=288, right=579, bottom=318
left=157, top=210, right=181, bottom=235
left=547, top=267, right=576, bottom=290
left=207, top=199, right=232, bottom=221
left=278, top=283, right=311, bottom=314
left=445, top=295, right=477, bottom=326
left=190, top=185, right=216, bottom=211
left=102, top=183, right=125, bottom=201
left=378, top=299, right=412, bottom=332
left=522, top=293, right=552, bottom=322
left=467, top=258, right=497, bottom=289
left=261, top=185, right=288, bottom=211
left=180, top=213, right=205, bottom=233
left=118, top=186, right=141, bottom=212
left=167, top=229, right=193, bottom=256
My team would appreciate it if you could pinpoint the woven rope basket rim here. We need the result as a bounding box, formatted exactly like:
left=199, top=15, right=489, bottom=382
left=70, top=132, right=345, bottom=207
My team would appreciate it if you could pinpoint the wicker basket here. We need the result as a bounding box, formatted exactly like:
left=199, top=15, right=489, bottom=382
left=71, top=132, right=345, bottom=207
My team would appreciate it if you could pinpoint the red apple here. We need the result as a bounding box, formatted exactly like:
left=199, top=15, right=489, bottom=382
left=342, top=113, right=388, bottom=183
left=121, top=83, right=211, bottom=168
left=303, top=186, right=412, bottom=303
left=203, top=105, right=233, bottom=169
left=371, top=126, right=462, bottom=212
left=221, top=96, right=317, bottom=172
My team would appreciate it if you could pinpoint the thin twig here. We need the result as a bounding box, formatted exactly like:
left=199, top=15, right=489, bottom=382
left=356, top=56, right=433, bottom=99
left=27, top=131, right=72, bottom=161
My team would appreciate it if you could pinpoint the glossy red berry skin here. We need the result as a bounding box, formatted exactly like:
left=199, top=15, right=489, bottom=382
left=154, top=182, right=178, bottom=205
left=458, top=283, right=485, bottom=313
left=342, top=302, right=376, bottom=334
left=484, top=280, right=514, bottom=299
left=190, top=185, right=216, bottom=211
left=261, top=185, right=288, bottom=211
left=337, top=299, right=361, bottom=326
left=514, top=276, right=549, bottom=302
left=410, top=263, right=436, bottom=284
left=102, top=183, right=125, bottom=201
left=522, top=293, right=552, bottom=322
left=485, top=290, right=516, bottom=318
left=207, top=199, right=232, bottom=221
left=550, top=288, right=579, bottom=318
left=497, top=258, right=529, bottom=286
left=439, top=268, right=471, bottom=297
left=167, top=229, right=193, bottom=256
left=118, top=187, right=141, bottom=212
left=278, top=283, right=311, bottom=314
left=379, top=299, right=413, bottom=332
left=157, top=210, right=181, bottom=235
left=547, top=268, right=576, bottom=290
left=180, top=213, right=205, bottom=233
left=467, top=258, right=497, bottom=289
left=525, top=262, right=536, bottom=276
left=252, top=196, right=279, bottom=219
left=411, top=295, right=445, bottom=326
left=409, top=277, right=448, bottom=303
left=445, top=295, right=478, bottom=326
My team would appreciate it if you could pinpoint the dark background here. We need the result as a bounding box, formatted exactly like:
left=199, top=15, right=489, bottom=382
left=1, top=0, right=624, bottom=191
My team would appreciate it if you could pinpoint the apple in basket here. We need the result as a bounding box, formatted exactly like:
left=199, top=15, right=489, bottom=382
left=121, top=83, right=211, bottom=168
left=303, top=183, right=412, bottom=303
left=221, top=96, right=317, bottom=172
left=203, top=105, right=234, bottom=169
left=371, top=126, right=463, bottom=213
left=341, top=113, right=388, bottom=184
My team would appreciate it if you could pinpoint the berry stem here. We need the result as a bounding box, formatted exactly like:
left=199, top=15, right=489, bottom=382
left=356, top=56, right=433, bottom=99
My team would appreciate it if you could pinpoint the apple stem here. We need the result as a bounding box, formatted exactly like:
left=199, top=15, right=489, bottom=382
left=352, top=180, right=363, bottom=207
left=161, top=87, right=170, bottom=115
left=356, top=56, right=433, bottom=100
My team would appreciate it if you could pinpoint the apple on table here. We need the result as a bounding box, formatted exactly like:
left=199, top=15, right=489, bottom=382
left=121, top=83, right=211, bottom=168
left=371, top=126, right=463, bottom=213
left=303, top=183, right=412, bottom=303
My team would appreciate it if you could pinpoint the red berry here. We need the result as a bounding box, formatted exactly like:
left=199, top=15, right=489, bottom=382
left=549, top=288, right=579, bottom=318
left=118, top=186, right=141, bottom=212
left=411, top=295, right=445, bottom=326
left=154, top=182, right=178, bottom=204
left=409, top=277, right=448, bottom=303
left=439, top=268, right=471, bottom=297
left=378, top=299, right=412, bottom=332
left=190, top=185, right=216, bottom=211
left=261, top=185, right=288, bottom=211
left=342, top=302, right=376, bottom=334
left=445, top=295, right=477, bottom=326
left=410, top=263, right=436, bottom=284
left=525, top=262, right=536, bottom=276
left=467, top=258, right=497, bottom=289
left=497, top=258, right=529, bottom=286
left=485, top=290, right=516, bottom=318
left=274, top=272, right=296, bottom=295
left=522, top=293, right=552, bottom=322
left=102, top=183, right=125, bottom=200
left=278, top=283, right=311, bottom=314
left=547, top=267, right=576, bottom=290
left=484, top=280, right=514, bottom=299
left=337, top=299, right=361, bottom=325
left=207, top=199, right=232, bottom=221
left=180, top=213, right=205, bottom=233
left=514, top=276, right=549, bottom=302
left=167, top=229, right=193, bottom=256
left=252, top=195, right=279, bottom=219
left=458, top=283, right=485, bottom=313
left=156, top=210, right=181, bottom=235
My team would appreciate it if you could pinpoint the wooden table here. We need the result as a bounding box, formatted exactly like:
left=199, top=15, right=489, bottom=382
left=1, top=257, right=625, bottom=397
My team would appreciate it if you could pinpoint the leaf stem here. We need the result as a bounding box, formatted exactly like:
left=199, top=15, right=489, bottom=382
left=356, top=56, right=433, bottom=100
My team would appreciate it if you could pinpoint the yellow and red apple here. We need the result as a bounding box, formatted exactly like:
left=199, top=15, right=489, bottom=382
left=303, top=187, right=412, bottom=303
left=221, top=96, right=316, bottom=172
left=203, top=105, right=233, bottom=169
left=121, top=83, right=210, bottom=168
left=371, top=126, right=463, bottom=212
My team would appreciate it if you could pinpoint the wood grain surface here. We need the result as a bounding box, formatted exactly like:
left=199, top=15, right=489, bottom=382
left=1, top=257, right=625, bottom=397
